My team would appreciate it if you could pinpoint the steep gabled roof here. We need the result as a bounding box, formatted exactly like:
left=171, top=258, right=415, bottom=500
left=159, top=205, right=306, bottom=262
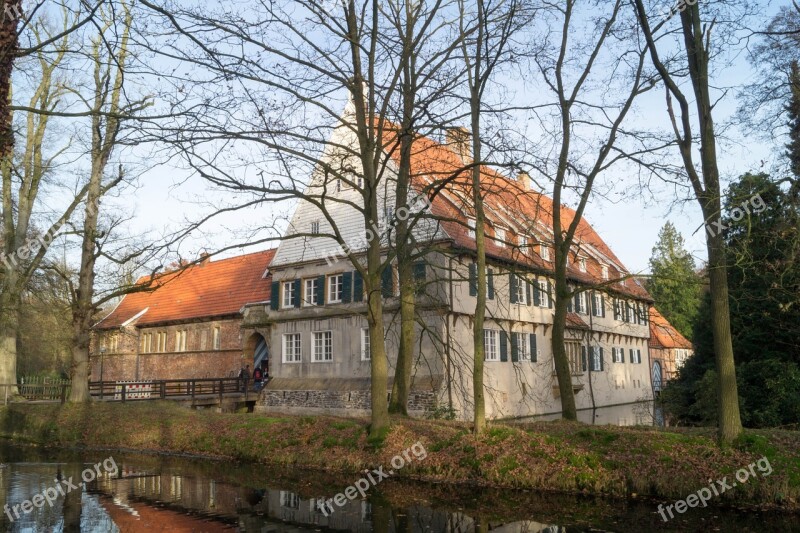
left=382, top=127, right=650, bottom=300
left=648, top=307, right=693, bottom=349
left=95, top=249, right=276, bottom=329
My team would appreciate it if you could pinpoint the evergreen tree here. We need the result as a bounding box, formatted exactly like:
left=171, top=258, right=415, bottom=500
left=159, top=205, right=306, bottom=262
left=787, top=61, right=800, bottom=181
left=646, top=223, right=703, bottom=339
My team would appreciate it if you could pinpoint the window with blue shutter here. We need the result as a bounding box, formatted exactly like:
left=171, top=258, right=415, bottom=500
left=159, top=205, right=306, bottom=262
left=581, top=346, right=587, bottom=372
left=292, top=279, right=301, bottom=307
left=599, top=347, right=605, bottom=371
left=510, top=333, right=519, bottom=362
left=533, top=279, right=541, bottom=306
left=353, top=271, right=363, bottom=302
left=469, top=262, right=477, bottom=296
left=500, top=331, right=508, bottom=362
left=530, top=333, right=537, bottom=362
left=381, top=266, right=393, bottom=297
left=525, top=280, right=532, bottom=306
left=630, top=348, right=635, bottom=364
left=342, top=271, right=352, bottom=303
left=488, top=269, right=494, bottom=300
left=270, top=281, right=279, bottom=310
left=316, top=275, right=326, bottom=305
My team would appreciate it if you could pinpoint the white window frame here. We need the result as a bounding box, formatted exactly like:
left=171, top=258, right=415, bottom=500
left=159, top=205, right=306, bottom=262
left=304, top=278, right=319, bottom=306
left=579, top=257, right=587, bottom=273
left=537, top=279, right=550, bottom=308
left=519, top=235, right=529, bottom=248
left=576, top=292, right=588, bottom=314
left=282, top=281, right=295, bottom=309
left=141, top=332, right=152, bottom=354
left=483, top=329, right=499, bottom=361
left=540, top=244, right=550, bottom=261
left=591, top=346, right=602, bottom=371
left=515, top=332, right=531, bottom=361
left=312, top=331, right=333, bottom=362
left=283, top=333, right=302, bottom=363
left=280, top=491, right=300, bottom=509
left=360, top=328, right=371, bottom=361
left=515, top=275, right=528, bottom=305
left=495, top=228, right=506, bottom=247
left=601, top=265, right=609, bottom=280
left=467, top=218, right=476, bottom=238
left=328, top=274, right=343, bottom=303
left=311, top=220, right=320, bottom=234
left=592, top=292, right=603, bottom=317
left=612, top=347, right=624, bottom=363
left=157, top=331, right=167, bottom=352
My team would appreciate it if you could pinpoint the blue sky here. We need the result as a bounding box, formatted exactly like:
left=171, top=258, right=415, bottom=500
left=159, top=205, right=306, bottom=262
left=123, top=0, right=787, bottom=276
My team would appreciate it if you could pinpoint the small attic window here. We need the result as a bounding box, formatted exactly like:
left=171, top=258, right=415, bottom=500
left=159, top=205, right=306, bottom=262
left=601, top=265, right=609, bottom=280
left=311, top=220, right=320, bottom=234
left=579, top=257, right=587, bottom=273
left=495, top=228, right=506, bottom=248
left=467, top=218, right=476, bottom=238
left=540, top=244, right=550, bottom=261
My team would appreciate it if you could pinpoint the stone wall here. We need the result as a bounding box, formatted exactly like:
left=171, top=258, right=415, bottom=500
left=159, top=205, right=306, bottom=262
left=258, top=388, right=438, bottom=415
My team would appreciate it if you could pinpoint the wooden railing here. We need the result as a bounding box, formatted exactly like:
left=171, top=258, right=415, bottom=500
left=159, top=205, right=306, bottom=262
left=12, top=377, right=71, bottom=403
left=88, top=377, right=251, bottom=402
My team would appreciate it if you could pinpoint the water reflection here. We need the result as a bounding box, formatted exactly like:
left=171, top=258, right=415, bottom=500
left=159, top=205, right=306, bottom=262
left=0, top=444, right=793, bottom=532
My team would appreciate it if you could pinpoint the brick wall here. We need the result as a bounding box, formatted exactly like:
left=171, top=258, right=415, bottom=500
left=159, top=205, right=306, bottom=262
left=90, top=318, right=248, bottom=381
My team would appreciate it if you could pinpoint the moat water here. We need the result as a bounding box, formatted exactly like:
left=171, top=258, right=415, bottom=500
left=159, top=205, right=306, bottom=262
left=0, top=442, right=794, bottom=532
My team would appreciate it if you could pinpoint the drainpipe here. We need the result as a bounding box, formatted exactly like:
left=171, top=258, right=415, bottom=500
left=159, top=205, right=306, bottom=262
left=445, top=255, right=454, bottom=414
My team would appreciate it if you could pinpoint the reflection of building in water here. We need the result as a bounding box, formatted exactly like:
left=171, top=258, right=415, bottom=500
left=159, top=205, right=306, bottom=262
left=516, top=400, right=654, bottom=426
left=91, top=467, right=563, bottom=532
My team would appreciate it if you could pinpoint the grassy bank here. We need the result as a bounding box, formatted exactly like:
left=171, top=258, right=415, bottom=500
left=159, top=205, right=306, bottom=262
left=1, top=402, right=798, bottom=510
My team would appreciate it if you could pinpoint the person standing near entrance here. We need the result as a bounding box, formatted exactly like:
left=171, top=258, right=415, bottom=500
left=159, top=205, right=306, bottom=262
left=238, top=364, right=250, bottom=392
left=253, top=365, right=263, bottom=391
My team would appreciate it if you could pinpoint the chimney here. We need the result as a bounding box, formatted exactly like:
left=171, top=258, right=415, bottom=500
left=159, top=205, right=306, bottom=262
left=445, top=127, right=472, bottom=163
left=199, top=251, right=210, bottom=265
left=517, top=171, right=531, bottom=191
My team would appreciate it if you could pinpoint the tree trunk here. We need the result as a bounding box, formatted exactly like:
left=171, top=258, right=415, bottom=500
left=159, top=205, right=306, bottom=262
left=367, top=266, right=390, bottom=438
left=0, top=0, right=22, bottom=394
left=389, top=262, right=414, bottom=415
left=551, top=264, right=577, bottom=420
left=471, top=104, right=487, bottom=434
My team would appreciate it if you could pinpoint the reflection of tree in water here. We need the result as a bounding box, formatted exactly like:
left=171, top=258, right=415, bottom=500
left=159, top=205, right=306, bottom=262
left=61, top=463, right=84, bottom=532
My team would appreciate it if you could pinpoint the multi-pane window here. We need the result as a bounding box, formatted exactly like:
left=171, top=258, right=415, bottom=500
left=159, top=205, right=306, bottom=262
left=515, top=275, right=527, bottom=305
left=467, top=218, right=476, bottom=238
left=495, top=228, right=506, bottom=247
left=592, top=292, right=603, bottom=317
left=565, top=341, right=582, bottom=374
left=601, top=265, right=609, bottom=280
left=213, top=327, right=221, bottom=350
left=519, top=235, right=529, bottom=248
left=629, top=348, right=642, bottom=364
left=540, top=244, right=551, bottom=261
left=283, top=333, right=302, bottom=362
left=537, top=279, right=550, bottom=308
left=590, top=346, right=603, bottom=371
left=311, top=220, right=320, bottom=234
left=514, top=332, right=531, bottom=361
left=175, top=330, right=187, bottom=352
left=612, top=347, right=624, bottom=363
left=304, top=278, right=319, bottom=306
left=575, top=292, right=588, bottom=314
left=282, top=281, right=295, bottom=308
left=328, top=274, right=343, bottom=303
left=361, top=328, right=371, bottom=361
left=483, top=329, right=499, bottom=361
left=312, top=331, right=333, bottom=362
left=579, top=257, right=587, bottom=273
left=280, top=491, right=300, bottom=509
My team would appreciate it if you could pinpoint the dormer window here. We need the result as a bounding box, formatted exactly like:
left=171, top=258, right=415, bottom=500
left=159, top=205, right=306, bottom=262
left=540, top=244, right=550, bottom=261
left=519, top=235, right=529, bottom=248
left=601, top=265, right=609, bottom=280
left=495, top=228, right=506, bottom=248
left=467, top=218, right=476, bottom=238
left=579, top=258, right=587, bottom=273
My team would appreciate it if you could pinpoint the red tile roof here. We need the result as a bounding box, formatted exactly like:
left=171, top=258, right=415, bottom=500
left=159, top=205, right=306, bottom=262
left=648, top=307, right=693, bottom=349
left=95, top=249, right=275, bottom=329
left=382, top=128, right=651, bottom=301
left=566, top=312, right=590, bottom=329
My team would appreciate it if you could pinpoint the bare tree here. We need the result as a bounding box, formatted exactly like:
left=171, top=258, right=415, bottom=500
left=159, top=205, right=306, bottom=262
left=633, top=0, right=747, bottom=443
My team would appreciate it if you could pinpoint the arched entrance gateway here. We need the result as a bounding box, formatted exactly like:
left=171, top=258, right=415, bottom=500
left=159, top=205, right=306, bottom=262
left=652, top=360, right=663, bottom=395
left=244, top=332, right=269, bottom=379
